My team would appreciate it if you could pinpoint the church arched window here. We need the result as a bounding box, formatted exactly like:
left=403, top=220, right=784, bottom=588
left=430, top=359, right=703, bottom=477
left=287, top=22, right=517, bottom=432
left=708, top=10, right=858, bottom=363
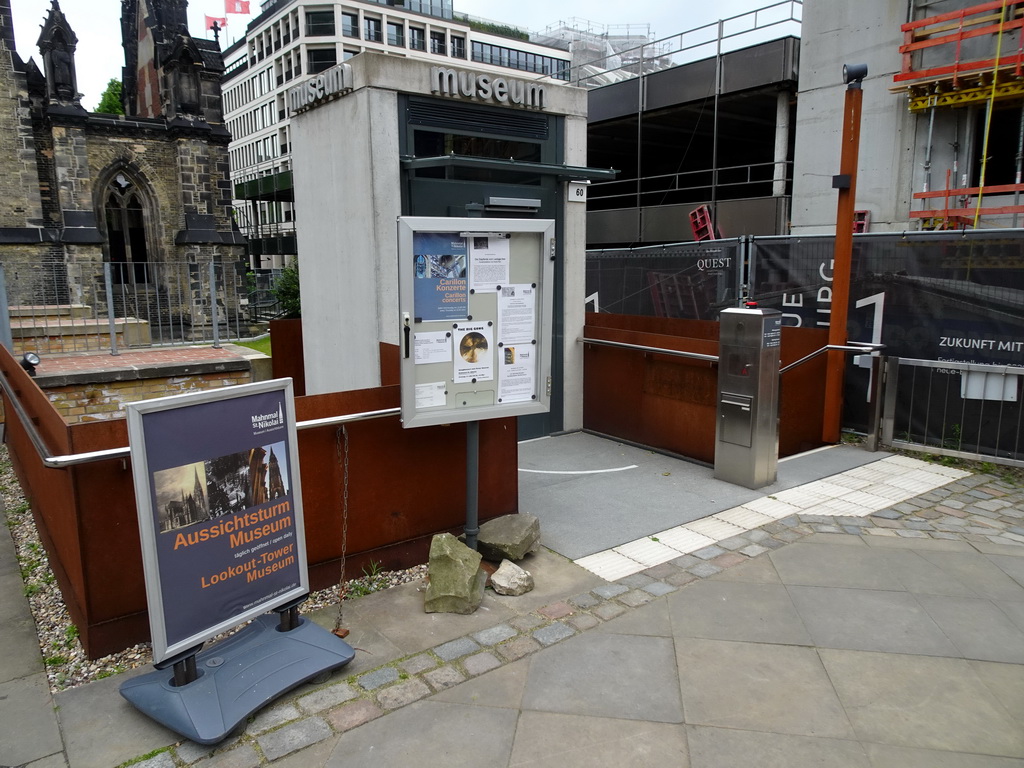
left=103, top=172, right=152, bottom=284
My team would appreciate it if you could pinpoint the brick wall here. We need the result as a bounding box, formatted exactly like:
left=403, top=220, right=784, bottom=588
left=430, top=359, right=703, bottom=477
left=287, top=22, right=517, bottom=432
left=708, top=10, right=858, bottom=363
left=44, top=368, right=252, bottom=423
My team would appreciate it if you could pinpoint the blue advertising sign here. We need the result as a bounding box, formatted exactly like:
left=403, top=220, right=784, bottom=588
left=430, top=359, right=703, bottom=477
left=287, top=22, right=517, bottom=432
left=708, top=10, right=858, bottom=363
left=413, top=232, right=469, bottom=322
left=126, top=380, right=308, bottom=663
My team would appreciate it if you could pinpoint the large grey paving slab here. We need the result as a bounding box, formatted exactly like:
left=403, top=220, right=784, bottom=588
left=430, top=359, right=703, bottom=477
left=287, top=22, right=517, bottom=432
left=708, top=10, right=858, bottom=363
left=329, top=578, right=516, bottom=656
left=0, top=574, right=45, bottom=684
left=686, top=725, right=871, bottom=768
left=0, top=673, right=63, bottom=767
left=998, top=599, right=1024, bottom=633
left=865, top=743, right=1024, bottom=767
left=676, top=637, right=855, bottom=739
left=916, top=593, right=1024, bottom=663
left=509, top=711, right=689, bottom=768
left=593, top=597, right=674, bottom=637
left=787, top=585, right=960, bottom=656
left=323, top=700, right=518, bottom=767
left=484, top=547, right=606, bottom=612
left=429, top=658, right=530, bottom=708
left=707, top=553, right=783, bottom=584
left=861, top=536, right=975, bottom=553
left=666, top=580, right=812, bottom=645
left=986, top=553, right=1024, bottom=590
left=916, top=551, right=1024, bottom=601
left=0, top=528, right=20, bottom=577
left=521, top=632, right=683, bottom=722
left=820, top=648, right=1024, bottom=757
left=873, top=548, right=987, bottom=597
left=770, top=542, right=905, bottom=590
left=55, top=668, right=179, bottom=768
left=969, top=659, right=1024, bottom=722
left=303, top=609, right=406, bottom=677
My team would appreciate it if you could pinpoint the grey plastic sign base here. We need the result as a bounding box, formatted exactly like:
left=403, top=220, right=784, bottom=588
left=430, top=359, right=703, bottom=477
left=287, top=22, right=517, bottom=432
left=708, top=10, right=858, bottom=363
left=120, top=613, right=355, bottom=745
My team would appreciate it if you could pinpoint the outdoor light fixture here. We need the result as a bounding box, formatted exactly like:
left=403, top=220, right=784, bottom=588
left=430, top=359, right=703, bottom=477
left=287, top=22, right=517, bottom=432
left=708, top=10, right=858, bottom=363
left=20, top=352, right=40, bottom=376
left=842, top=63, right=868, bottom=85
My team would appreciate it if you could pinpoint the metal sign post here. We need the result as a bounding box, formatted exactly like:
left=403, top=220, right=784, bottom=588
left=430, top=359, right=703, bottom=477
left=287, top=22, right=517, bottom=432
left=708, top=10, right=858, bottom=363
left=397, top=217, right=555, bottom=545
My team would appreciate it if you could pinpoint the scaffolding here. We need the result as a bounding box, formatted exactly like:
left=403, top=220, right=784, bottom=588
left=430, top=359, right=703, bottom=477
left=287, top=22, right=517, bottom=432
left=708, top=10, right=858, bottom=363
left=894, top=1, right=1024, bottom=228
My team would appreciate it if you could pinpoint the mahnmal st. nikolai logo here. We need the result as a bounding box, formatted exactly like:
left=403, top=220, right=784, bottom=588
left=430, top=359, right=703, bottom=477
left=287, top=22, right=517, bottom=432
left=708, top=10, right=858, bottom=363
left=251, top=402, right=284, bottom=431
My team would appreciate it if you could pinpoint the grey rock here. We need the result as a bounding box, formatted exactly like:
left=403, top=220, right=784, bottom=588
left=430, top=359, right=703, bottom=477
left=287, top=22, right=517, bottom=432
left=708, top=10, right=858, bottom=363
left=475, top=513, right=541, bottom=562
left=490, top=559, right=534, bottom=596
left=425, top=533, right=486, bottom=614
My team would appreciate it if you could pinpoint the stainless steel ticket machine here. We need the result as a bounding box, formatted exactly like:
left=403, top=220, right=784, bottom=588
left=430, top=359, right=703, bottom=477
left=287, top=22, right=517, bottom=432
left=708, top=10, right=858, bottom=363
left=714, top=307, right=782, bottom=489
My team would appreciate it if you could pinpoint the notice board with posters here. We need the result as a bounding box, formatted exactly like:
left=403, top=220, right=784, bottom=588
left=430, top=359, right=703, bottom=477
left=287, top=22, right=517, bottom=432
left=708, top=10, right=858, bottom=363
left=126, top=379, right=308, bottom=663
left=398, top=216, right=555, bottom=429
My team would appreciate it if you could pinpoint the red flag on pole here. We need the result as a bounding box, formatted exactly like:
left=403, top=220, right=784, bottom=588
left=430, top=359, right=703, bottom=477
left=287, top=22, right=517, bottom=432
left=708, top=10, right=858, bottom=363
left=225, top=0, right=250, bottom=13
left=205, top=15, right=227, bottom=30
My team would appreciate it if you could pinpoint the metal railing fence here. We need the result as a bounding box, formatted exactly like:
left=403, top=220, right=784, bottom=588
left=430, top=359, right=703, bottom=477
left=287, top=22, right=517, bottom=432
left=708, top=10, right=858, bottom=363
left=0, top=261, right=279, bottom=356
left=569, top=0, right=802, bottom=88
left=882, top=357, right=1024, bottom=467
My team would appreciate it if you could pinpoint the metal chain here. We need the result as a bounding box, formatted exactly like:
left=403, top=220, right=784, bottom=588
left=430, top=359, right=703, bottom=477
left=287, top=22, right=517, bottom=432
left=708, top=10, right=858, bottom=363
left=332, top=424, right=350, bottom=633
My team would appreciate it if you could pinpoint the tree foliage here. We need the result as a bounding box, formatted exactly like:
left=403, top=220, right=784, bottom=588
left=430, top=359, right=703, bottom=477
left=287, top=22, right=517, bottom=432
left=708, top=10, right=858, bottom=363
left=273, top=260, right=301, bottom=318
left=95, top=78, right=124, bottom=115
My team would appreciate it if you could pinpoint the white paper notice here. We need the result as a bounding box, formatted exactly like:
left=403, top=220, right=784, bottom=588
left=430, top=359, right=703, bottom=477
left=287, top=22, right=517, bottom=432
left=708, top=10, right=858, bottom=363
left=497, top=284, right=536, bottom=344
left=415, top=381, right=447, bottom=409
left=498, top=345, right=536, bottom=403
left=453, top=322, right=494, bottom=383
left=414, top=331, right=452, bottom=365
left=469, top=234, right=510, bottom=293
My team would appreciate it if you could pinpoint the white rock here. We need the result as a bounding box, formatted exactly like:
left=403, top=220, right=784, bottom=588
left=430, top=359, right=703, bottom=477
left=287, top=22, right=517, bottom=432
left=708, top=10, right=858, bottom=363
left=490, top=559, right=534, bottom=596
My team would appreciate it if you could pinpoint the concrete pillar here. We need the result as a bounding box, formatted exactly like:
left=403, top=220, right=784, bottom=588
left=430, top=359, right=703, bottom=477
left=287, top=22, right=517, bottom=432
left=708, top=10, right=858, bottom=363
left=773, top=90, right=791, bottom=198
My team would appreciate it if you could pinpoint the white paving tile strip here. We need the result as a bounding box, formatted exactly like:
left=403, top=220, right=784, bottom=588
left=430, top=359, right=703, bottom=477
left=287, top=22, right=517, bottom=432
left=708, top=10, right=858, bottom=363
left=683, top=516, right=747, bottom=540
left=613, top=537, right=684, bottom=567
left=712, top=507, right=775, bottom=530
left=574, top=455, right=972, bottom=577
left=654, top=526, right=717, bottom=553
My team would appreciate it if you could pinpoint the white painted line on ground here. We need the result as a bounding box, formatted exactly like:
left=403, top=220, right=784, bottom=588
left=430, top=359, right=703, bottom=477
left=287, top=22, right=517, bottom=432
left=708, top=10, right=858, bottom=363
left=518, top=465, right=638, bottom=475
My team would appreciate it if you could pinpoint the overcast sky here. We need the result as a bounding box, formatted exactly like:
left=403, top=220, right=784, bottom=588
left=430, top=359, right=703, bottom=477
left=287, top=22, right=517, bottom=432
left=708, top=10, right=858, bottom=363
left=8, top=0, right=792, bottom=110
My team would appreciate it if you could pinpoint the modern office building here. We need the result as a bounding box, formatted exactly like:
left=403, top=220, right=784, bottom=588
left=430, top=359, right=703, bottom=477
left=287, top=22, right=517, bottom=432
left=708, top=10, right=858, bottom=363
left=792, top=0, right=1024, bottom=233
left=223, top=0, right=573, bottom=270
left=579, top=3, right=803, bottom=246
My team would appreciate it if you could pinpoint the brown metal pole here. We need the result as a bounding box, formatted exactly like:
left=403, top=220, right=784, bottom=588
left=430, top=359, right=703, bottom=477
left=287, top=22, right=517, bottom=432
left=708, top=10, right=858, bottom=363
left=822, top=75, right=864, bottom=443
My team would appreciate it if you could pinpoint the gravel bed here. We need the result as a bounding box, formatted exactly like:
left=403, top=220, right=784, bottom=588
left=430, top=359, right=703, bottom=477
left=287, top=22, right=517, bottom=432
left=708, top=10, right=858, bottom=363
left=0, top=444, right=426, bottom=693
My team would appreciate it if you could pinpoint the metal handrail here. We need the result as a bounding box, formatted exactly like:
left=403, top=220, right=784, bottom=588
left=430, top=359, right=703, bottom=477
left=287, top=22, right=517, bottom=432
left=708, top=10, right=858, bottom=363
left=0, top=367, right=401, bottom=469
left=779, top=343, right=885, bottom=374
left=580, top=335, right=885, bottom=373
left=578, top=336, right=719, bottom=363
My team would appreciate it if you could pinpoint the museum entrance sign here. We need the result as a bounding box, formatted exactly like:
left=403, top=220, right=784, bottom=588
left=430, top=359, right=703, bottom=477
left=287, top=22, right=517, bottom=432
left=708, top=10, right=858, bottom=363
left=120, top=380, right=354, bottom=745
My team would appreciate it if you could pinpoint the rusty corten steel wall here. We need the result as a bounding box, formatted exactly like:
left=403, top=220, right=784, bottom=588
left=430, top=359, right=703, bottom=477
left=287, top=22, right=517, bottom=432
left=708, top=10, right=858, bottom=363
left=583, top=313, right=829, bottom=463
left=270, top=318, right=306, bottom=396
left=0, top=344, right=517, bottom=659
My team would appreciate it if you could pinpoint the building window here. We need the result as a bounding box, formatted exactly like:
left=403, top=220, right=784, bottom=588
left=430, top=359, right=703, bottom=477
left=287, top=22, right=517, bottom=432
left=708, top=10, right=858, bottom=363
left=973, top=106, right=1021, bottom=187
left=470, top=41, right=570, bottom=81
left=429, top=31, right=446, bottom=55
left=341, top=12, right=358, bottom=38
left=450, top=35, right=465, bottom=59
left=364, top=17, right=383, bottom=42
left=409, top=27, right=425, bottom=51
left=103, top=172, right=152, bottom=285
left=307, top=48, right=337, bottom=74
left=387, top=21, right=404, bottom=47
left=305, top=10, right=334, bottom=37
